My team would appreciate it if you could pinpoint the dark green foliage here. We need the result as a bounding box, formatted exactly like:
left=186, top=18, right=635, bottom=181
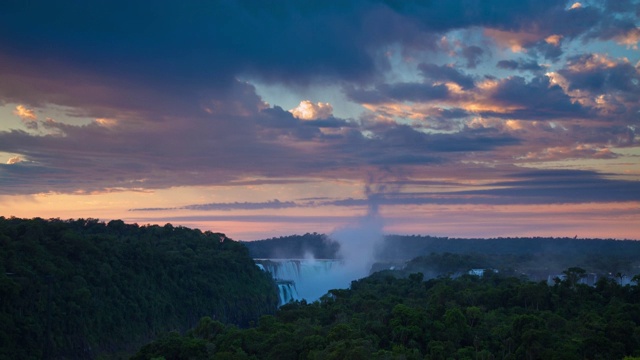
left=382, top=236, right=640, bottom=278
left=248, top=233, right=640, bottom=278
left=243, top=233, right=339, bottom=259
left=400, top=251, right=640, bottom=284
left=0, top=217, right=278, bottom=359
left=134, top=270, right=640, bottom=359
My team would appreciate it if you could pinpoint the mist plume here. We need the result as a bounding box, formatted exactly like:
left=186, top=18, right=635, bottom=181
left=305, top=178, right=392, bottom=299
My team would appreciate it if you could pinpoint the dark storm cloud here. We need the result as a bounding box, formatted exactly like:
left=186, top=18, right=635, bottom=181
left=0, top=102, right=524, bottom=195
left=0, top=1, right=633, bottom=109
left=0, top=2, right=377, bottom=87
left=532, top=41, right=564, bottom=61
left=317, top=169, right=640, bottom=207
left=422, top=128, right=520, bottom=152
left=420, top=108, right=471, bottom=131
left=258, top=106, right=323, bottom=140
left=394, top=0, right=634, bottom=48
left=560, top=54, right=640, bottom=94
left=471, top=169, right=640, bottom=204
left=438, top=108, right=470, bottom=119
left=345, top=83, right=449, bottom=104
left=557, top=53, right=640, bottom=121
left=383, top=0, right=561, bottom=31
left=0, top=93, right=304, bottom=194
left=384, top=83, right=450, bottom=102
left=485, top=75, right=586, bottom=119
left=0, top=156, right=72, bottom=189
left=338, top=124, right=519, bottom=167
left=535, top=4, right=601, bottom=39
left=604, top=0, right=640, bottom=13
left=0, top=0, right=638, bottom=198
left=462, top=45, right=484, bottom=68
left=259, top=105, right=355, bottom=130
left=418, top=64, right=476, bottom=89
left=1, top=0, right=635, bottom=92
left=303, top=117, right=356, bottom=129
left=131, top=199, right=300, bottom=212
left=3, top=0, right=559, bottom=90
left=496, top=60, right=520, bottom=70
left=586, top=16, right=640, bottom=44
left=128, top=214, right=359, bottom=226
left=496, top=60, right=545, bottom=72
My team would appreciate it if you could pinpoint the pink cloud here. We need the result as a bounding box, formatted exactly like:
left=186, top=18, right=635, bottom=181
left=290, top=100, right=333, bottom=120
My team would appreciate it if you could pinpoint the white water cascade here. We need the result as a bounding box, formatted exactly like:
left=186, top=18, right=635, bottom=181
left=255, top=259, right=341, bottom=305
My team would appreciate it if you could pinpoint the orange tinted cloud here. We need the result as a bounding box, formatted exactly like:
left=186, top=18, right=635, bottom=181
left=290, top=100, right=333, bottom=120
left=484, top=28, right=542, bottom=53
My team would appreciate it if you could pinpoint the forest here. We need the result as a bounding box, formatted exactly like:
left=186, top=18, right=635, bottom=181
left=0, top=217, right=278, bottom=359
left=134, top=269, right=640, bottom=359
left=246, top=233, right=640, bottom=280
left=3, top=218, right=640, bottom=359
left=244, top=233, right=339, bottom=259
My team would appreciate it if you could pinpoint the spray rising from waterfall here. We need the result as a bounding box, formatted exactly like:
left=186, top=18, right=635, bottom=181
left=305, top=180, right=388, bottom=299
left=257, top=178, right=395, bottom=304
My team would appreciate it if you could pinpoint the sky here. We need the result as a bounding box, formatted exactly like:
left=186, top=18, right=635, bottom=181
left=1, top=0, right=639, bottom=240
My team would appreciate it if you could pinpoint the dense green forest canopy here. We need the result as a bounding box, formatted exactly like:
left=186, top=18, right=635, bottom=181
left=246, top=234, right=640, bottom=278
left=247, top=233, right=640, bottom=261
left=394, top=251, right=640, bottom=283
left=4, top=218, right=640, bottom=359
left=243, top=233, right=339, bottom=259
left=134, top=270, right=640, bottom=360
left=0, top=217, right=278, bottom=359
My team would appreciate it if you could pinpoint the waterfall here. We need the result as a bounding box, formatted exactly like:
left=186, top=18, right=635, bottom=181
left=276, top=280, right=297, bottom=305
left=255, top=259, right=341, bottom=305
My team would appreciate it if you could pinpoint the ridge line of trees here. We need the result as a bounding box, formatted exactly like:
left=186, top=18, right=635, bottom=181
left=0, top=217, right=279, bottom=359
left=134, top=269, right=640, bottom=359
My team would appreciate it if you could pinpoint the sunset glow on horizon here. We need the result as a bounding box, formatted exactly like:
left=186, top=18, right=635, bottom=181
left=1, top=1, right=639, bottom=241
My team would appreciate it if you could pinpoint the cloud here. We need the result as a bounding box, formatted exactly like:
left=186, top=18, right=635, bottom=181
left=124, top=167, right=640, bottom=212
left=584, top=9, right=640, bottom=46
left=183, top=199, right=298, bottom=211
left=462, top=45, right=484, bottom=68
left=345, top=82, right=450, bottom=104
left=419, top=63, right=476, bottom=89
left=484, top=75, right=585, bottom=119
left=13, top=105, right=37, bottom=120
left=290, top=100, right=333, bottom=120
left=6, top=156, right=22, bottom=165
left=496, top=59, right=545, bottom=72
left=560, top=54, right=640, bottom=94
left=0, top=0, right=617, bottom=93
left=518, top=145, right=618, bottom=162
left=480, top=169, right=640, bottom=204
left=532, top=42, right=564, bottom=60
left=555, top=54, right=640, bottom=120
left=131, top=199, right=301, bottom=212
left=613, top=27, right=640, bottom=49
left=0, top=95, right=522, bottom=195
left=320, top=169, right=640, bottom=206
left=0, top=82, right=288, bottom=194
left=604, top=0, right=638, bottom=13
left=569, top=2, right=583, bottom=10
left=358, top=123, right=519, bottom=155
left=484, top=28, right=541, bottom=53
left=13, top=105, right=38, bottom=129
left=545, top=34, right=563, bottom=46
left=0, top=0, right=637, bottom=203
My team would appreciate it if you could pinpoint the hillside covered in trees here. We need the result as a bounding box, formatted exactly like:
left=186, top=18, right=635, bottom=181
left=247, top=233, right=640, bottom=261
left=4, top=219, right=640, bottom=359
left=135, top=270, right=640, bottom=359
left=0, top=217, right=278, bottom=359
left=247, top=234, right=640, bottom=279
left=243, top=233, right=339, bottom=259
